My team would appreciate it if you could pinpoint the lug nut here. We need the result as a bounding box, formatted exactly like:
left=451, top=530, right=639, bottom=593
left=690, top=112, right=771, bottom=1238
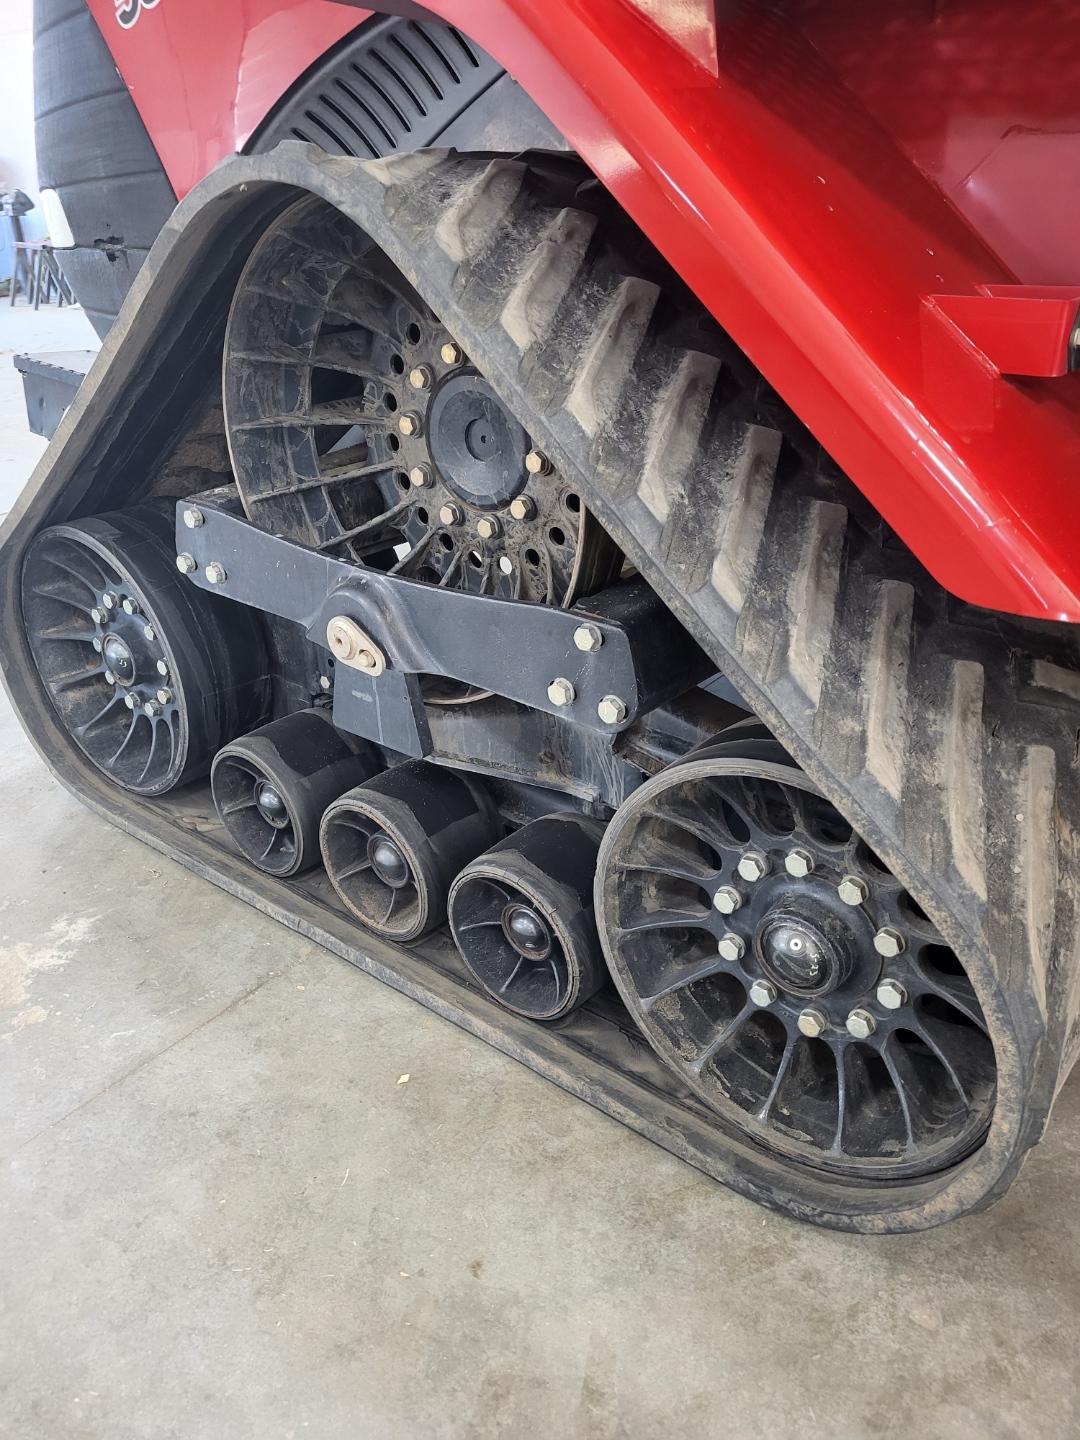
left=785, top=848, right=815, bottom=878
left=573, top=623, right=603, bottom=653
left=873, top=926, right=906, bottom=958
left=846, top=1007, right=877, bottom=1040
left=398, top=412, right=423, bottom=438
left=409, top=464, right=432, bottom=488
left=318, top=674, right=332, bottom=692
left=101, top=591, right=118, bottom=610
left=440, top=341, right=463, bottom=367
left=408, top=365, right=432, bottom=391
left=509, top=495, right=536, bottom=521
left=748, top=977, right=776, bottom=1006
left=713, top=886, right=742, bottom=915
left=525, top=449, right=551, bottom=475
left=547, top=677, right=576, bottom=708
left=91, top=637, right=103, bottom=653
left=720, top=933, right=748, bottom=964
left=176, top=553, right=197, bottom=575
left=121, top=596, right=140, bottom=616
left=738, top=851, right=770, bottom=883
left=156, top=687, right=173, bottom=706
left=142, top=699, right=162, bottom=718
left=798, top=1007, right=828, bottom=1038
left=439, top=503, right=463, bottom=527
left=838, top=875, right=869, bottom=906
left=204, top=562, right=227, bottom=585
left=476, top=516, right=502, bottom=540
left=156, top=659, right=169, bottom=677
left=596, top=695, right=628, bottom=726
left=876, top=978, right=908, bottom=1010
left=90, top=606, right=108, bottom=625
left=103, top=669, right=117, bottom=686
left=124, top=693, right=139, bottom=711
left=498, top=556, right=514, bottom=576
left=143, top=625, right=156, bottom=642
left=182, top=507, right=204, bottom=529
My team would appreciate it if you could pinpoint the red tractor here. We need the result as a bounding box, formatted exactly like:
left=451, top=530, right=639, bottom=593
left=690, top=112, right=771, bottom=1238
left=6, top=0, right=1080, bottom=1231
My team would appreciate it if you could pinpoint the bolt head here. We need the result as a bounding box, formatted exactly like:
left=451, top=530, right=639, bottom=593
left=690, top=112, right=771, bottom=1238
left=408, top=464, right=431, bottom=488
left=204, top=562, right=227, bottom=585
left=547, top=677, right=576, bottom=708
left=797, top=1007, right=828, bottom=1038
left=713, top=885, right=742, bottom=915
left=737, top=851, right=770, bottom=883
left=719, top=932, right=748, bottom=964
left=156, top=659, right=169, bottom=677
left=876, top=978, right=908, bottom=1011
left=838, top=874, right=869, bottom=907
left=142, top=699, right=162, bottom=718
left=318, top=674, right=332, bottom=692
left=498, top=556, right=514, bottom=576
left=121, top=596, right=140, bottom=616
left=155, top=688, right=173, bottom=706
left=101, top=592, right=118, bottom=610
left=90, top=607, right=107, bottom=625
left=573, top=623, right=603, bottom=653
left=525, top=449, right=551, bottom=475
left=182, top=507, right=204, bottom=529
left=103, top=669, right=117, bottom=686
left=440, top=341, right=463, bottom=366
left=176, top=553, right=197, bottom=575
left=785, top=847, right=815, bottom=878
left=408, top=365, right=432, bottom=391
left=398, top=412, right=422, bottom=438
left=357, top=649, right=378, bottom=672
left=439, top=503, right=462, bottom=526
left=873, top=926, right=906, bottom=959
left=476, top=516, right=501, bottom=540
left=143, top=625, right=156, bottom=642
left=124, top=693, right=139, bottom=711
left=91, top=637, right=103, bottom=653
left=509, top=496, right=536, bottom=521
left=846, top=1007, right=877, bottom=1040
left=748, top=976, right=776, bottom=1006
left=596, top=694, right=628, bottom=726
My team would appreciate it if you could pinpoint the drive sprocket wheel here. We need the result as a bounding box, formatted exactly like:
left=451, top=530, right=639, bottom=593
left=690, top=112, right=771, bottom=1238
left=21, top=507, right=269, bottom=796
left=596, top=722, right=997, bottom=1182
left=222, top=194, right=620, bottom=703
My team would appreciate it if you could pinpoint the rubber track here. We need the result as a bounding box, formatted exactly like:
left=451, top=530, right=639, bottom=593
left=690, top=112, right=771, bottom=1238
left=346, top=149, right=1080, bottom=1179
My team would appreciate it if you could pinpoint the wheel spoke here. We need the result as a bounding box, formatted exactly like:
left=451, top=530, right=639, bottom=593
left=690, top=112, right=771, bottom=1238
left=616, top=905, right=711, bottom=936
left=639, top=952, right=740, bottom=1009
left=757, top=1033, right=798, bottom=1122
left=689, top=1001, right=754, bottom=1075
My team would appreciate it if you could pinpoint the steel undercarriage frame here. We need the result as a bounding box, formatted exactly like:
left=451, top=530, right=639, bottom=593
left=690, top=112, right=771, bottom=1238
left=5, top=143, right=1080, bottom=1231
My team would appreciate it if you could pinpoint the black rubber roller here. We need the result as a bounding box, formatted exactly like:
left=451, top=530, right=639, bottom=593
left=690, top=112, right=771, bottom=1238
left=449, top=814, right=607, bottom=1020
left=320, top=761, right=500, bottom=942
left=212, top=709, right=382, bottom=877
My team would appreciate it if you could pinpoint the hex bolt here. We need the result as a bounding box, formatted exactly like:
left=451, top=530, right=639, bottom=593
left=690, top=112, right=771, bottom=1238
left=798, top=1007, right=828, bottom=1039
left=876, top=978, right=908, bottom=1011
left=408, top=365, right=432, bottom=391
left=439, top=503, right=463, bottom=527
left=156, top=688, right=173, bottom=706
left=713, top=886, right=742, bottom=915
left=719, top=933, right=748, bottom=964
left=476, top=516, right=502, bottom=540
left=846, top=1007, right=877, bottom=1040
left=573, top=623, right=603, bottom=653
left=143, top=625, right=156, bottom=642
left=176, top=553, right=197, bottom=575
left=409, top=464, right=432, bottom=489
left=838, top=875, right=869, bottom=906
left=124, top=693, right=139, bottom=711
left=156, top=659, right=169, bottom=677
left=182, top=506, right=205, bottom=529
left=101, top=591, right=118, bottom=610
left=121, top=596, right=140, bottom=616
left=785, top=847, right=815, bottom=878
left=748, top=976, right=777, bottom=1006
left=547, top=677, right=576, bottom=708
left=525, top=449, right=552, bottom=476
left=318, top=674, right=332, bottom=692
left=142, top=699, right=162, bottom=718
left=738, top=850, right=770, bottom=883
left=509, top=495, right=536, bottom=521
left=90, top=606, right=108, bottom=625
left=440, top=341, right=463, bottom=367
left=498, top=556, right=514, bottom=576
left=204, top=562, right=228, bottom=585
left=398, top=412, right=423, bottom=438
left=357, top=649, right=378, bottom=672
left=596, top=695, right=628, bottom=726
left=103, top=669, right=117, bottom=686
left=873, top=926, right=906, bottom=958
left=91, top=637, right=103, bottom=653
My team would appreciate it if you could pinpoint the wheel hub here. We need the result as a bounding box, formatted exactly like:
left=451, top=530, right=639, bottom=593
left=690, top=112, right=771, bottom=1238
left=255, top=780, right=289, bottom=828
left=428, top=371, right=530, bottom=510
left=754, top=902, right=855, bottom=998
left=101, top=632, right=136, bottom=686
left=369, top=833, right=411, bottom=889
left=502, top=901, right=553, bottom=961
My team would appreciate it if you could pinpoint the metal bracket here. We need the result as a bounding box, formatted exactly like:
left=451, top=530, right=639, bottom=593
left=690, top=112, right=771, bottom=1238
left=176, top=495, right=707, bottom=756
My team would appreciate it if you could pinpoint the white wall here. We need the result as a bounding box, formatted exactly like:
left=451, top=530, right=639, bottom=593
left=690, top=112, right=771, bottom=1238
left=0, top=0, right=44, bottom=281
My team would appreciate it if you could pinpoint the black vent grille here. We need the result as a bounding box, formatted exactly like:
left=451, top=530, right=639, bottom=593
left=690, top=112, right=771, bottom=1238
left=252, top=17, right=502, bottom=160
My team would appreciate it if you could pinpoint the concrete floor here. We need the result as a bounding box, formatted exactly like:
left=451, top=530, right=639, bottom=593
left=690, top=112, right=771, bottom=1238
left=2, top=303, right=1080, bottom=1440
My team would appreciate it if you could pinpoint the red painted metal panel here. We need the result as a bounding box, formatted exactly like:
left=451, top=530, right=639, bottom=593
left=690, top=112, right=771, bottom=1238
left=90, top=0, right=1080, bottom=621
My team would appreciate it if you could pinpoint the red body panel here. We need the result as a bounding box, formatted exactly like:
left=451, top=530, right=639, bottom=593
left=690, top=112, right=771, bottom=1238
left=92, top=0, right=1080, bottom=622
